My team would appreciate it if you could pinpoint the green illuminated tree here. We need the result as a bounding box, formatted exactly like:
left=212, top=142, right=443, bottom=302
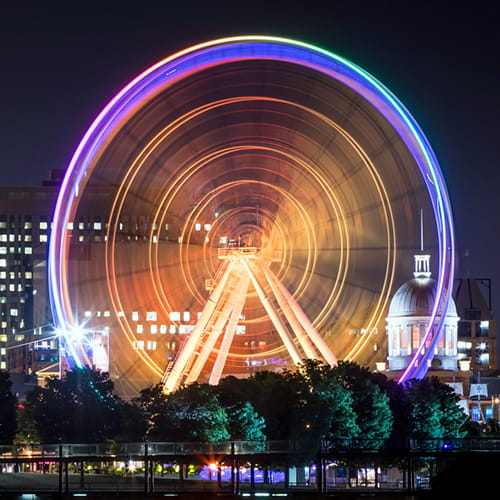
left=225, top=401, right=266, bottom=441
left=404, top=377, right=467, bottom=440
left=150, top=383, right=230, bottom=442
left=330, top=361, right=393, bottom=447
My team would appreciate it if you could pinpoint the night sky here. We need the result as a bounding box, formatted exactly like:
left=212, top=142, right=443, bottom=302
left=2, top=2, right=500, bottom=311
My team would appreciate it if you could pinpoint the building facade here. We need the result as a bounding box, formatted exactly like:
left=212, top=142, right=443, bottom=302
left=386, top=254, right=459, bottom=372
left=453, top=278, right=497, bottom=371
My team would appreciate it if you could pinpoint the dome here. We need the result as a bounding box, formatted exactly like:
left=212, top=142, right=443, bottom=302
left=388, top=276, right=458, bottom=318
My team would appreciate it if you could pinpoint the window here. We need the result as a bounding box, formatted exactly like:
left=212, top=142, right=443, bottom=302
left=132, top=311, right=139, bottom=321
left=146, top=311, right=157, bottom=321
left=0, top=260, right=6, bottom=268
left=136, top=324, right=143, bottom=334
left=150, top=325, right=157, bottom=334
left=24, top=247, right=32, bottom=254
left=40, top=222, right=48, bottom=230
left=40, top=235, right=48, bottom=243
left=160, top=324, right=167, bottom=334
left=169, top=311, right=180, bottom=321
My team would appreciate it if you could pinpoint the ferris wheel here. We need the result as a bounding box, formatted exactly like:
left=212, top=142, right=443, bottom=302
left=48, top=37, right=454, bottom=397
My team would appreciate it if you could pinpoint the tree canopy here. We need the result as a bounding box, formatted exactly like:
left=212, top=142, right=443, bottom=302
left=17, top=361, right=471, bottom=446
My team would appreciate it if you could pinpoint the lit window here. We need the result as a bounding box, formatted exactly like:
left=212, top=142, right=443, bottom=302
left=0, top=272, right=5, bottom=279
left=150, top=325, right=157, bottom=334
left=0, top=222, right=5, bottom=229
left=79, top=235, right=84, bottom=242
left=169, top=311, right=180, bottom=321
left=204, top=224, right=211, bottom=231
left=10, top=309, right=18, bottom=316
left=25, top=272, right=32, bottom=279
left=67, top=222, right=73, bottom=230
left=0, top=362, right=5, bottom=370
left=84, top=311, right=92, bottom=317
left=24, top=235, right=31, bottom=242
left=24, top=247, right=32, bottom=254
left=39, top=222, right=48, bottom=230
left=146, top=311, right=157, bottom=321
left=160, top=325, right=167, bottom=334
left=136, top=324, right=143, bottom=334
left=0, top=248, right=6, bottom=254
left=24, top=222, right=32, bottom=229
left=0, top=260, right=6, bottom=268
left=169, top=325, right=176, bottom=334
left=147, top=341, right=157, bottom=350
left=0, top=235, right=6, bottom=242
left=183, top=311, right=190, bottom=322
left=132, top=311, right=139, bottom=321
left=78, top=222, right=85, bottom=230
left=104, top=311, right=110, bottom=317
left=40, top=235, right=48, bottom=243
left=195, top=223, right=201, bottom=231
left=9, top=284, right=15, bottom=292
left=93, top=222, right=101, bottom=230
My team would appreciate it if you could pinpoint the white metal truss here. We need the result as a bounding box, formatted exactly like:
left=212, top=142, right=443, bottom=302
left=162, top=247, right=337, bottom=393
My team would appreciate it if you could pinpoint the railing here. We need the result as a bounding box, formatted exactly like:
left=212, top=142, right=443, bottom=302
left=2, top=438, right=500, bottom=460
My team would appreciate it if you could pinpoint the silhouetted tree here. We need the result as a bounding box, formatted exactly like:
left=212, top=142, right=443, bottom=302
left=21, top=367, right=121, bottom=443
left=0, top=371, right=17, bottom=444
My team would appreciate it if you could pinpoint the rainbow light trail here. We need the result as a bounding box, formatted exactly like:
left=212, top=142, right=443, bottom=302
left=48, top=36, right=455, bottom=383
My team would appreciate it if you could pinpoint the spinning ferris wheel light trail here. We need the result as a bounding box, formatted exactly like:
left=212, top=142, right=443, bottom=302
left=48, top=36, right=455, bottom=397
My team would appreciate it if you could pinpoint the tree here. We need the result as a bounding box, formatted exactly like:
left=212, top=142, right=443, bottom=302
left=132, top=383, right=167, bottom=441
left=216, top=376, right=267, bottom=441
left=225, top=401, right=266, bottom=441
left=287, top=360, right=360, bottom=445
left=330, top=361, right=393, bottom=447
left=22, top=367, right=121, bottom=443
left=404, top=377, right=468, bottom=441
left=239, top=370, right=299, bottom=440
left=0, top=371, right=17, bottom=444
left=150, top=383, right=230, bottom=442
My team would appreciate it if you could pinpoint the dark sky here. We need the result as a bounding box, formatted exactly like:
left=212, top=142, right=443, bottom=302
left=2, top=2, right=499, bottom=310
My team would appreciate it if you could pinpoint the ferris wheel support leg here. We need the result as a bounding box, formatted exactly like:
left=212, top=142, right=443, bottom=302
left=241, top=258, right=303, bottom=366
left=265, top=266, right=338, bottom=366
left=184, top=268, right=246, bottom=385
left=257, top=262, right=318, bottom=360
left=209, top=274, right=250, bottom=385
left=162, top=259, right=236, bottom=393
